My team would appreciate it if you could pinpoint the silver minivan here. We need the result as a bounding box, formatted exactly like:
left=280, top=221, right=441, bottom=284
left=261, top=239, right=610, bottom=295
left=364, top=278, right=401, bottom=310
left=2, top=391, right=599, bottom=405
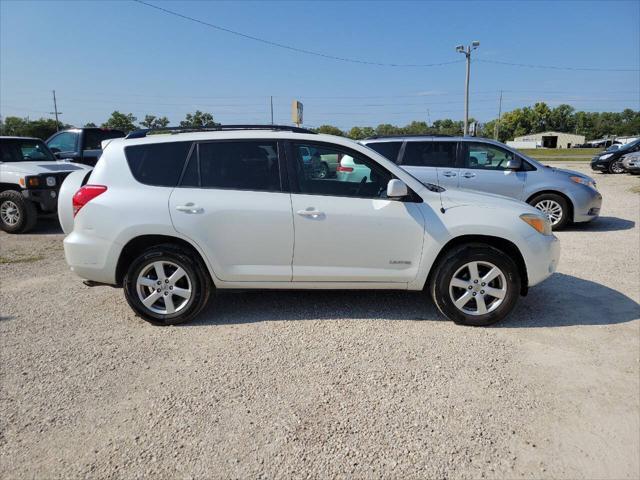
left=361, top=136, right=602, bottom=230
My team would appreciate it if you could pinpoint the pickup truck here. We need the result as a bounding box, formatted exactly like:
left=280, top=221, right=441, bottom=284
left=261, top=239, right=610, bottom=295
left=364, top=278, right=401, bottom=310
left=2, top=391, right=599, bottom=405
left=46, top=127, right=125, bottom=167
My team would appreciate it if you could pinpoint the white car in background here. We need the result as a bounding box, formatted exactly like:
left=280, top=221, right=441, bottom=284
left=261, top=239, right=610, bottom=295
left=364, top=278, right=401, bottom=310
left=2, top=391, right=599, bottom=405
left=58, top=126, right=560, bottom=327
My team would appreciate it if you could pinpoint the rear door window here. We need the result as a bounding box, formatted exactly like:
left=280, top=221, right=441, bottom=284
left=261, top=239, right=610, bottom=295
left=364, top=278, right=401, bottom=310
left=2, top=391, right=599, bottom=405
left=125, top=142, right=193, bottom=187
left=366, top=142, right=402, bottom=163
left=181, top=141, right=281, bottom=192
left=401, top=141, right=457, bottom=167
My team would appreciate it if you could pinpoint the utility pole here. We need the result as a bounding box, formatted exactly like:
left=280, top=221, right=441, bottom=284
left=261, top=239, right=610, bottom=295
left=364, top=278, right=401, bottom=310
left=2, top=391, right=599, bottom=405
left=456, top=41, right=480, bottom=136
left=50, top=90, right=61, bottom=131
left=270, top=96, right=274, bottom=125
left=494, top=90, right=503, bottom=140
left=426, top=108, right=431, bottom=126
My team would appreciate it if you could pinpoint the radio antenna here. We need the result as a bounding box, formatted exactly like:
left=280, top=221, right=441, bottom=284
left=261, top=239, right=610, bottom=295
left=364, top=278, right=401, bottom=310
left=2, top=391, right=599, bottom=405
left=435, top=168, right=446, bottom=214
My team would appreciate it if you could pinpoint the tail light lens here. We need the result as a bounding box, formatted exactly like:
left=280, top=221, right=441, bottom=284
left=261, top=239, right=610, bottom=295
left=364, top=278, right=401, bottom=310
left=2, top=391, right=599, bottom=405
left=72, top=185, right=107, bottom=216
left=337, top=165, right=353, bottom=172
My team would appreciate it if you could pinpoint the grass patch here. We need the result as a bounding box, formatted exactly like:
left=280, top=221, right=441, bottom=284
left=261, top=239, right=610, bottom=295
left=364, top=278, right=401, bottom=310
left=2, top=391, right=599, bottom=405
left=630, top=185, right=640, bottom=194
left=518, top=148, right=600, bottom=162
left=0, top=254, right=45, bottom=265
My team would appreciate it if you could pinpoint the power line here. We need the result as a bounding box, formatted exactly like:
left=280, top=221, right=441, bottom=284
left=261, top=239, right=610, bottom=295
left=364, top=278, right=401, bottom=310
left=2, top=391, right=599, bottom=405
left=477, top=58, right=639, bottom=73
left=133, top=0, right=639, bottom=73
left=132, top=0, right=463, bottom=68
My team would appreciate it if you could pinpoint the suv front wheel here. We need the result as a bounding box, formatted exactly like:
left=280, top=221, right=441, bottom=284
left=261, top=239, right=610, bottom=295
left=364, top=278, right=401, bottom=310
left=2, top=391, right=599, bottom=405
left=123, top=244, right=212, bottom=325
left=430, top=244, right=521, bottom=326
left=0, top=190, right=37, bottom=234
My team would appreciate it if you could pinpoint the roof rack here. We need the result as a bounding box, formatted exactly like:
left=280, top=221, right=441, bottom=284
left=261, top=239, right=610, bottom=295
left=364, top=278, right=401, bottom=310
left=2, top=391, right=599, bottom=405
left=125, top=124, right=316, bottom=139
left=364, top=134, right=453, bottom=140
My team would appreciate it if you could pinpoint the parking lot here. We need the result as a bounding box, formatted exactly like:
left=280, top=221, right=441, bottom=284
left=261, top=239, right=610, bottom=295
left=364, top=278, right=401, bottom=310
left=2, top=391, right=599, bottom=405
left=0, top=163, right=638, bottom=478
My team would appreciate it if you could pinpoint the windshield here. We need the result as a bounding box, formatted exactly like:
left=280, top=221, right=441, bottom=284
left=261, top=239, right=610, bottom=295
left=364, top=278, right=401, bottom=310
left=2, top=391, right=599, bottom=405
left=0, top=139, right=56, bottom=162
left=618, top=139, right=640, bottom=152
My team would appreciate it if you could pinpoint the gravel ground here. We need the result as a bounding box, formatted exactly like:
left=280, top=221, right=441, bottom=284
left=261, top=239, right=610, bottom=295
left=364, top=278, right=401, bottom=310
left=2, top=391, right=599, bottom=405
left=1, top=164, right=639, bottom=479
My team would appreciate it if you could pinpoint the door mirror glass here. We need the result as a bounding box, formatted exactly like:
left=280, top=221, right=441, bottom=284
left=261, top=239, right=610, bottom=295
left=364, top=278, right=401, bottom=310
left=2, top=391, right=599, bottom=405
left=387, top=179, right=408, bottom=198
left=506, top=157, right=522, bottom=170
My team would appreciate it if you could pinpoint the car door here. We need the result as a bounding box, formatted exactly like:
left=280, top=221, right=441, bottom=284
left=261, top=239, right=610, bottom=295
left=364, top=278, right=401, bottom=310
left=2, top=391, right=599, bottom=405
left=398, top=140, right=460, bottom=189
left=287, top=141, right=425, bottom=283
left=169, top=140, right=294, bottom=282
left=458, top=142, right=526, bottom=199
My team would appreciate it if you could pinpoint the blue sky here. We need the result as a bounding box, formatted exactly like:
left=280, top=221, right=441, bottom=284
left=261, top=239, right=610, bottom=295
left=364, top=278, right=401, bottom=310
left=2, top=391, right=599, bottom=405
left=1, top=0, right=638, bottom=129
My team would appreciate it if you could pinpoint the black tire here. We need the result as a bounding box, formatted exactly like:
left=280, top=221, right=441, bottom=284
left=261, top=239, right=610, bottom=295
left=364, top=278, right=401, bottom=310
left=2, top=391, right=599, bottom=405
left=430, top=244, right=521, bottom=326
left=609, top=160, right=625, bottom=174
left=317, top=162, right=329, bottom=179
left=123, top=244, right=212, bottom=325
left=528, top=192, right=570, bottom=230
left=0, top=190, right=38, bottom=234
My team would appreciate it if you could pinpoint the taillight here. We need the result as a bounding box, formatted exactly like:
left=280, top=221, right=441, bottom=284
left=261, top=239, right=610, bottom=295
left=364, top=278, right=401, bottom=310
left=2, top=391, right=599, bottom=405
left=336, top=166, right=353, bottom=172
left=72, top=185, right=107, bottom=217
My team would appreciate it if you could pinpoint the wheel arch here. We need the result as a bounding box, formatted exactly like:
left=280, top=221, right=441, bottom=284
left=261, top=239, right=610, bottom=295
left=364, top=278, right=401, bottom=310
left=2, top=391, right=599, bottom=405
left=427, top=234, right=529, bottom=296
left=0, top=183, right=22, bottom=194
left=115, top=234, right=214, bottom=286
left=526, top=190, right=574, bottom=222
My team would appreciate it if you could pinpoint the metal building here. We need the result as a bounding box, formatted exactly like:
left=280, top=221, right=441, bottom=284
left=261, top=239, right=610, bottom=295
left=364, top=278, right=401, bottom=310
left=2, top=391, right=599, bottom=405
left=511, top=131, right=586, bottom=149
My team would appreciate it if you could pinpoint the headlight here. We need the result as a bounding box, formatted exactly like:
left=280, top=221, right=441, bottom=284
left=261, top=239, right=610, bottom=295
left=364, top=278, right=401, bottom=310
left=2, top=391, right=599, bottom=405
left=570, top=176, right=596, bottom=189
left=520, top=213, right=553, bottom=236
left=599, top=153, right=613, bottom=160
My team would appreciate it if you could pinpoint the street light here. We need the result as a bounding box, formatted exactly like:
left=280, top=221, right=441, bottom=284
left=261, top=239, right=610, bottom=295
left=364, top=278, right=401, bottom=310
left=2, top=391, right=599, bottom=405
left=456, top=41, right=480, bottom=136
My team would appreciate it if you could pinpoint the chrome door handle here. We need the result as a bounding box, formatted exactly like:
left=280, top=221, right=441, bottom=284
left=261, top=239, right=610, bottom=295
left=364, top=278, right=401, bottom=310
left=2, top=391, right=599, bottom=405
left=462, top=172, right=476, bottom=178
left=176, top=203, right=204, bottom=214
left=297, top=209, right=324, bottom=218
left=441, top=171, right=457, bottom=177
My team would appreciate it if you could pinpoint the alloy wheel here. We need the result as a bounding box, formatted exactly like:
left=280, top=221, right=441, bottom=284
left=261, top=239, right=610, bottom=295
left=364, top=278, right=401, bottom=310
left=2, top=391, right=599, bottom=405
left=448, top=261, right=507, bottom=316
left=535, top=199, right=563, bottom=225
left=611, top=161, right=625, bottom=174
left=0, top=200, right=20, bottom=226
left=136, top=260, right=192, bottom=315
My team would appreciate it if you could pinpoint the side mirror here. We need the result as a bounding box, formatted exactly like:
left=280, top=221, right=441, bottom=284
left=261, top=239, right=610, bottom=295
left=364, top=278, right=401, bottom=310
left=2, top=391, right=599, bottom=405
left=387, top=179, right=408, bottom=198
left=506, top=157, right=522, bottom=170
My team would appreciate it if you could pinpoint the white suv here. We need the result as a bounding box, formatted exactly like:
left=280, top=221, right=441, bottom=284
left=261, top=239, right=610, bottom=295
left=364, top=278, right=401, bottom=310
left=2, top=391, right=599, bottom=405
left=59, top=126, right=560, bottom=327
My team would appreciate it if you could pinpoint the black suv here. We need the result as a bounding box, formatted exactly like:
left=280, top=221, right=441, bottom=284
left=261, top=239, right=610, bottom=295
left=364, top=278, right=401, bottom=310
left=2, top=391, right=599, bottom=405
left=591, top=138, right=640, bottom=174
left=46, top=127, right=125, bottom=167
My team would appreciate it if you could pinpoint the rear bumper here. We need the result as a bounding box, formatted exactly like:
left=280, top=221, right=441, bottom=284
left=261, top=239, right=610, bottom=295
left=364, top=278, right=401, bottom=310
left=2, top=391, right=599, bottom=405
left=524, top=233, right=560, bottom=288
left=63, top=231, right=121, bottom=284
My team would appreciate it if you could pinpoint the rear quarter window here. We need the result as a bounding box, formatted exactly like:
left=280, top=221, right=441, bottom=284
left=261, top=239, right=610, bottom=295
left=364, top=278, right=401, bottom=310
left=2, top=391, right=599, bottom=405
left=125, top=142, right=192, bottom=187
left=366, top=142, right=402, bottom=163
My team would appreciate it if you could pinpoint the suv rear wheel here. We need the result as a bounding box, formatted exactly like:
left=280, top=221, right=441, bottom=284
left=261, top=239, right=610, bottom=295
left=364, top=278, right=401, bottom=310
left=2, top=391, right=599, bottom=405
left=430, top=244, right=521, bottom=326
left=123, top=244, right=211, bottom=325
left=0, top=190, right=37, bottom=234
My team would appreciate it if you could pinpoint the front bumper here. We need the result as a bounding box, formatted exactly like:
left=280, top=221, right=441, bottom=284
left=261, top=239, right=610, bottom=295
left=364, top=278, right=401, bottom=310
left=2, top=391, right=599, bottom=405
left=572, top=186, right=603, bottom=223
left=525, top=233, right=561, bottom=288
left=590, top=159, right=609, bottom=171
left=22, top=188, right=59, bottom=213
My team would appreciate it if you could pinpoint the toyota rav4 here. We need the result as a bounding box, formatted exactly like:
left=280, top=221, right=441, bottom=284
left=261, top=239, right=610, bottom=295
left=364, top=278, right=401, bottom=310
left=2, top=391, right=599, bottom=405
left=58, top=126, right=560, bottom=327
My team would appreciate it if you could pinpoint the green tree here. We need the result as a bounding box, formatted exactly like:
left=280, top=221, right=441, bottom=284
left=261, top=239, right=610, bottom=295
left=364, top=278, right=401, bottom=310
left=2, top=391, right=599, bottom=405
left=84, top=122, right=97, bottom=127
left=315, top=125, right=344, bottom=136
left=102, top=111, right=137, bottom=132
left=141, top=114, right=170, bottom=129
left=179, top=111, right=218, bottom=128
left=0, top=116, right=67, bottom=139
